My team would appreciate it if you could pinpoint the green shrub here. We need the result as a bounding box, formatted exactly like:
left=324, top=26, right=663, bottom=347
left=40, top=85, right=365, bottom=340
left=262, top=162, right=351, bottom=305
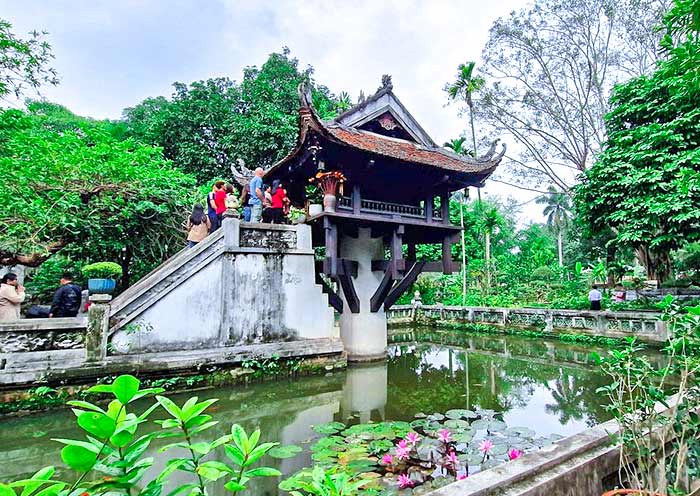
left=81, top=261, right=123, bottom=279
left=531, top=265, right=555, bottom=281
left=25, top=255, right=83, bottom=303
left=661, top=277, right=693, bottom=288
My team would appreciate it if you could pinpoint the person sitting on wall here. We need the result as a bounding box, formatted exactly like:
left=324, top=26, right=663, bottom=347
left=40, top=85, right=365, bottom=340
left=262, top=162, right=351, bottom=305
left=49, top=272, right=82, bottom=318
left=0, top=273, right=25, bottom=322
left=588, top=284, right=603, bottom=311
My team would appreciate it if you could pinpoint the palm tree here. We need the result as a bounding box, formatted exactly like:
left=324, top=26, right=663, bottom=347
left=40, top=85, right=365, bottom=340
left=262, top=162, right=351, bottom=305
left=478, top=205, right=505, bottom=288
left=447, top=61, right=485, bottom=164
left=336, top=91, right=352, bottom=112
left=444, top=137, right=470, bottom=156
left=536, top=186, right=571, bottom=267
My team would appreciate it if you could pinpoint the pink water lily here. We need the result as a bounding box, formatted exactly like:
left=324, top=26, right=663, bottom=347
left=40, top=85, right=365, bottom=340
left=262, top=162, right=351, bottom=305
left=457, top=473, right=468, bottom=480
left=397, top=439, right=409, bottom=450
left=405, top=431, right=420, bottom=446
left=508, top=448, right=523, bottom=460
left=396, top=445, right=411, bottom=460
left=397, top=474, right=414, bottom=489
left=445, top=450, right=459, bottom=467
left=382, top=453, right=394, bottom=465
left=437, top=429, right=452, bottom=443
left=479, top=439, right=494, bottom=454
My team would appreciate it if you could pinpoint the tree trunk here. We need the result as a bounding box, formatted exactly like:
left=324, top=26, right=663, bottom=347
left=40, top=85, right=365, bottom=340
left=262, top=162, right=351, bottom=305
left=460, top=201, right=467, bottom=304
left=485, top=231, right=491, bottom=288
left=557, top=231, right=563, bottom=267
left=636, top=245, right=672, bottom=283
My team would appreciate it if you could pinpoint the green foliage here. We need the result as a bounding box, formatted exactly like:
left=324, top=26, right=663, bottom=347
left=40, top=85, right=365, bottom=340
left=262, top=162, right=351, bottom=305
left=124, top=48, right=343, bottom=182
left=81, top=262, right=123, bottom=279
left=594, top=296, right=700, bottom=493
left=0, top=19, right=59, bottom=100
left=0, top=106, right=197, bottom=283
left=24, top=256, right=82, bottom=303
left=575, top=9, right=700, bottom=280
left=532, top=266, right=555, bottom=281
left=1, top=375, right=283, bottom=496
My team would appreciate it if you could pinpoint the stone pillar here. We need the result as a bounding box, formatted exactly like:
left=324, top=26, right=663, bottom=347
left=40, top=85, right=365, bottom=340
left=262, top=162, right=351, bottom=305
left=86, top=294, right=111, bottom=362
left=222, top=215, right=241, bottom=250
left=341, top=362, right=388, bottom=423
left=339, top=228, right=387, bottom=361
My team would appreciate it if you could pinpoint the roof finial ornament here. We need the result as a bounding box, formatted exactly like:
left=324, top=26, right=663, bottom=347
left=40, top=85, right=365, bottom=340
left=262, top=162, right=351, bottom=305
left=380, top=74, right=393, bottom=91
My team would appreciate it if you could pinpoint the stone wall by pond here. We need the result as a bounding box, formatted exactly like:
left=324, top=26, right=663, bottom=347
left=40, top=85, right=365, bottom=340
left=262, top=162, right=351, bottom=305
left=387, top=304, right=668, bottom=344
left=0, top=219, right=342, bottom=387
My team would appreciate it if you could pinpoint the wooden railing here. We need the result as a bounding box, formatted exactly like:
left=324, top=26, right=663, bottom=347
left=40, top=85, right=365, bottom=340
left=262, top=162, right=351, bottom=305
left=337, top=196, right=442, bottom=222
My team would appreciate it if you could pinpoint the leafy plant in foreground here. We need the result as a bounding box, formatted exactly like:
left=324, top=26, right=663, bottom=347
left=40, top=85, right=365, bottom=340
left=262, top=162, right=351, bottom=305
left=0, top=374, right=282, bottom=496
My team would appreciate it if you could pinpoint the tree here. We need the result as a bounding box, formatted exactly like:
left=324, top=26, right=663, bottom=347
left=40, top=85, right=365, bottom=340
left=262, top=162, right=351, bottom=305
left=536, top=187, right=571, bottom=266
left=575, top=0, right=700, bottom=282
left=477, top=205, right=507, bottom=288
left=0, top=106, right=197, bottom=286
left=446, top=62, right=485, bottom=159
left=0, top=18, right=59, bottom=101
left=124, top=48, right=340, bottom=183
left=477, top=0, right=671, bottom=191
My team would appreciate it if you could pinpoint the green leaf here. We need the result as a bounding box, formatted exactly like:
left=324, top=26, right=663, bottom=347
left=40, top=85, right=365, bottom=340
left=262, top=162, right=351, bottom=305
left=244, top=442, right=277, bottom=466
left=182, top=398, right=218, bottom=422
left=223, top=481, right=246, bottom=493
left=0, top=485, right=14, bottom=496
left=52, top=438, right=100, bottom=453
left=268, top=445, right=302, bottom=459
left=60, top=445, right=98, bottom=472
left=312, top=421, right=346, bottom=434
left=77, top=411, right=116, bottom=439
left=113, top=375, right=141, bottom=404
left=156, top=396, right=183, bottom=421
left=87, top=384, right=113, bottom=394
left=66, top=401, right=106, bottom=414
left=224, top=444, right=245, bottom=466
left=230, top=424, right=248, bottom=452
left=244, top=467, right=281, bottom=478
left=156, top=459, right=190, bottom=483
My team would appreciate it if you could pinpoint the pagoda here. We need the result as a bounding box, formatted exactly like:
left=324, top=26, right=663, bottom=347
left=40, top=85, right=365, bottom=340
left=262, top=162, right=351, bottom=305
left=265, top=76, right=505, bottom=360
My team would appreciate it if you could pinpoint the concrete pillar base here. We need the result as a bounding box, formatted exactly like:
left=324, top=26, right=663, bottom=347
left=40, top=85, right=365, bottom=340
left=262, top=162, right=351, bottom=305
left=339, top=228, right=387, bottom=361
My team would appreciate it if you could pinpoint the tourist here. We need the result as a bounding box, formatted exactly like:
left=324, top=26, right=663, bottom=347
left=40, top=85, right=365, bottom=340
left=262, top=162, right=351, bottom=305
left=588, top=284, right=602, bottom=311
left=0, top=273, right=25, bottom=322
left=214, top=180, right=227, bottom=225
left=270, top=179, right=289, bottom=224
left=248, top=167, right=265, bottom=223
left=186, top=204, right=210, bottom=248
left=262, top=183, right=273, bottom=223
left=224, top=183, right=240, bottom=212
left=207, top=182, right=223, bottom=232
left=49, top=272, right=82, bottom=318
left=240, top=183, right=251, bottom=222
left=612, top=284, right=626, bottom=304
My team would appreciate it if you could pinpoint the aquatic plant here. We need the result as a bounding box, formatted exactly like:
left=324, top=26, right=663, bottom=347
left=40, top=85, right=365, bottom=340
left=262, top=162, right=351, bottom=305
left=0, top=374, right=287, bottom=496
left=280, top=408, right=562, bottom=493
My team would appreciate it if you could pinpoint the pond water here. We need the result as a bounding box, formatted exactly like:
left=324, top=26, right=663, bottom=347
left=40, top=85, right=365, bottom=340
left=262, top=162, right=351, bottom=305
left=0, top=329, right=658, bottom=494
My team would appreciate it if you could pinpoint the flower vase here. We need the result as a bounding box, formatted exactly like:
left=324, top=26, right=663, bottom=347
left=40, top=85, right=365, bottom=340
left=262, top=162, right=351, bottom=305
left=323, top=193, right=337, bottom=213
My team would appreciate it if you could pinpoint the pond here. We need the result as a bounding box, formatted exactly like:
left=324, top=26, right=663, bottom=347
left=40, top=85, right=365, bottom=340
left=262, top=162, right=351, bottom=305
left=0, top=329, right=658, bottom=494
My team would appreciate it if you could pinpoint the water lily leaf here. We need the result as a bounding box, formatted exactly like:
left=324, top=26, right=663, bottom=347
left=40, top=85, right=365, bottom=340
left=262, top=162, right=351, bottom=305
left=505, top=427, right=535, bottom=438
left=427, top=413, right=445, bottom=421
left=470, top=419, right=488, bottom=430
left=453, top=431, right=474, bottom=443
left=268, top=445, right=302, bottom=459
left=489, top=444, right=507, bottom=456
left=481, top=458, right=502, bottom=470
left=346, top=459, right=377, bottom=474
left=446, top=409, right=477, bottom=420
left=445, top=419, right=470, bottom=430
left=414, top=412, right=427, bottom=418
left=488, top=420, right=507, bottom=432
left=410, top=419, right=430, bottom=429
left=312, top=422, right=346, bottom=434
left=368, top=440, right=394, bottom=454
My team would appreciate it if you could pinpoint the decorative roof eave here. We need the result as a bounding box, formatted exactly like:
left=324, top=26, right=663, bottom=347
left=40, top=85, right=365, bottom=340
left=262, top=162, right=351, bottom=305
left=264, top=83, right=505, bottom=181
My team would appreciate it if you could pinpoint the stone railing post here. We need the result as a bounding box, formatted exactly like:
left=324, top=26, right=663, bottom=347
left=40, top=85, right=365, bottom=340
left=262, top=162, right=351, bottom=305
left=295, top=223, right=312, bottom=250
left=597, top=313, right=607, bottom=334
left=544, top=310, right=553, bottom=333
left=222, top=215, right=240, bottom=250
left=410, top=290, right=422, bottom=321
left=86, top=294, right=111, bottom=362
left=502, top=309, right=509, bottom=326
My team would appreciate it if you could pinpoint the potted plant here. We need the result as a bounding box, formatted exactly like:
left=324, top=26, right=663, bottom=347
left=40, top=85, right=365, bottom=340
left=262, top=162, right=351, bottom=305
left=594, top=296, right=700, bottom=496
left=82, top=262, right=123, bottom=295
left=309, top=171, right=346, bottom=213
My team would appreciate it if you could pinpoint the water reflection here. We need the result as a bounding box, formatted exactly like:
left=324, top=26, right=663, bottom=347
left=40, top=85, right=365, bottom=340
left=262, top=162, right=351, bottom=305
left=0, top=330, right=658, bottom=493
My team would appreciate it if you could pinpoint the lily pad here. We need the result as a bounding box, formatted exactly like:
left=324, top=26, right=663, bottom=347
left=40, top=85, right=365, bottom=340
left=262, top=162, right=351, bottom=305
left=427, top=413, right=445, bottom=421
left=268, top=445, right=303, bottom=459
left=445, top=409, right=478, bottom=420
left=444, top=419, right=470, bottom=430
left=505, top=427, right=536, bottom=438
left=313, top=421, right=346, bottom=434
left=410, top=419, right=430, bottom=429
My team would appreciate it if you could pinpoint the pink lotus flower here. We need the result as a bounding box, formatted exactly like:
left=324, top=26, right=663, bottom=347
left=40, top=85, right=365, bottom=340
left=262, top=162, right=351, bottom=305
left=457, top=473, right=468, bottom=481
left=445, top=450, right=459, bottom=467
left=397, top=439, right=409, bottom=450
left=508, top=448, right=523, bottom=460
left=479, top=439, right=494, bottom=454
left=405, top=431, right=420, bottom=446
left=396, top=445, right=411, bottom=460
left=397, top=474, right=414, bottom=489
left=382, top=454, right=394, bottom=465
left=437, top=429, right=452, bottom=443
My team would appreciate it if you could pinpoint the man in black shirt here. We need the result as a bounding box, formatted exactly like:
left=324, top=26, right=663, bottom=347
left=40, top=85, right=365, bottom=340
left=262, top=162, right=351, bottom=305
left=49, top=272, right=82, bottom=318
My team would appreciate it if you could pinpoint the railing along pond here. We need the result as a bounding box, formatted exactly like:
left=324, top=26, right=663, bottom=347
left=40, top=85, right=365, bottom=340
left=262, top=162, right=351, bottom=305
left=337, top=196, right=442, bottom=221
left=386, top=304, right=669, bottom=344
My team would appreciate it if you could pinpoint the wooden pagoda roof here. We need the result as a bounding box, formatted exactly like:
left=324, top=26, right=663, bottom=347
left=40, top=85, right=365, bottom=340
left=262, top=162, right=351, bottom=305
left=264, top=80, right=505, bottom=186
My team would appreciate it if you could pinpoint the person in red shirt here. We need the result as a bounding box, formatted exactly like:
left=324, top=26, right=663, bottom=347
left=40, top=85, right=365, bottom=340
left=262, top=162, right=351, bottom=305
left=269, top=180, right=289, bottom=224
left=214, top=181, right=227, bottom=224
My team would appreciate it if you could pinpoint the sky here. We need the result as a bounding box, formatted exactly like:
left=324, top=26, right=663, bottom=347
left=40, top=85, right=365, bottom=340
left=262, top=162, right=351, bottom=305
left=2, top=0, right=543, bottom=221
